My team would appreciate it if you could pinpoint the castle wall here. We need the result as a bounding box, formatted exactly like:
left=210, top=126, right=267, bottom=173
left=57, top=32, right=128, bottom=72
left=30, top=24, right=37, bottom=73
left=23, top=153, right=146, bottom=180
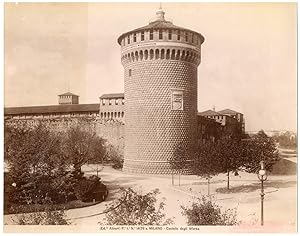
left=4, top=117, right=125, bottom=156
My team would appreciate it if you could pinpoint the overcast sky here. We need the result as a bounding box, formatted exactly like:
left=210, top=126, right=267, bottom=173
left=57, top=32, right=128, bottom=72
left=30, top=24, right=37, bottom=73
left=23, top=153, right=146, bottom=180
left=4, top=2, right=297, bottom=132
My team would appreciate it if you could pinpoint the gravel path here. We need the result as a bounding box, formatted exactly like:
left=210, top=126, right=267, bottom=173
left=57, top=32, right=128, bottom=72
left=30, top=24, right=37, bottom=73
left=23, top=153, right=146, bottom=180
left=4, top=166, right=296, bottom=233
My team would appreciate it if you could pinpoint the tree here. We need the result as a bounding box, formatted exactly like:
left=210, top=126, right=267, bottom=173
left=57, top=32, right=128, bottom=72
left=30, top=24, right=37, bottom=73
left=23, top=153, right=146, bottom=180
left=169, top=142, right=189, bottom=186
left=100, top=188, right=173, bottom=225
left=5, top=124, right=70, bottom=204
left=273, top=131, right=297, bottom=149
left=215, top=137, right=243, bottom=190
left=104, top=143, right=124, bottom=169
left=193, top=141, right=222, bottom=195
left=241, top=130, right=280, bottom=173
left=181, top=196, right=239, bottom=225
left=63, top=126, right=106, bottom=180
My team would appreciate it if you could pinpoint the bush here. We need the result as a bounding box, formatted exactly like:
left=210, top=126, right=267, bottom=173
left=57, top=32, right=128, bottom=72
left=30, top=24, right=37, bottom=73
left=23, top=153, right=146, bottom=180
left=181, top=196, right=239, bottom=225
left=112, top=158, right=124, bottom=169
left=100, top=188, right=173, bottom=225
left=104, top=144, right=124, bottom=169
left=13, top=208, right=69, bottom=225
left=74, top=175, right=108, bottom=202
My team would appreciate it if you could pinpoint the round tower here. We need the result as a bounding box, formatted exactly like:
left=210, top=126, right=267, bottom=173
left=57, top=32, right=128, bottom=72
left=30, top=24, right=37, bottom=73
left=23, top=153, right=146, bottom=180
left=117, top=8, right=205, bottom=174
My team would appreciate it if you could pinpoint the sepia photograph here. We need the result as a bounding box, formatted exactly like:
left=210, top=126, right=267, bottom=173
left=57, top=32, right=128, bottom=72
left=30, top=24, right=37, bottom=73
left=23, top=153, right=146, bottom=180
left=3, top=1, right=297, bottom=233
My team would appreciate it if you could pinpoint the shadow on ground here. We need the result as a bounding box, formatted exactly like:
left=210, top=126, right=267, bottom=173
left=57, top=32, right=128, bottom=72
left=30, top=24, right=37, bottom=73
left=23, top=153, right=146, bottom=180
left=101, top=176, right=148, bottom=201
left=216, top=180, right=296, bottom=194
left=269, top=158, right=297, bottom=175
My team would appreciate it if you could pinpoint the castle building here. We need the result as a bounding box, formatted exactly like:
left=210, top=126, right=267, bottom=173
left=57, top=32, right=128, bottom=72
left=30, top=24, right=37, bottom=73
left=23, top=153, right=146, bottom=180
left=99, top=93, right=125, bottom=122
left=58, top=92, right=79, bottom=105
left=218, top=109, right=245, bottom=133
left=198, top=109, right=245, bottom=135
left=4, top=8, right=245, bottom=175
left=117, top=8, right=205, bottom=174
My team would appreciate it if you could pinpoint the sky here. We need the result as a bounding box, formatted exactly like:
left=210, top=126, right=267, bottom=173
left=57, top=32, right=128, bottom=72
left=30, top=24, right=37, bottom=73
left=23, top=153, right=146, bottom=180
left=4, top=2, right=297, bottom=132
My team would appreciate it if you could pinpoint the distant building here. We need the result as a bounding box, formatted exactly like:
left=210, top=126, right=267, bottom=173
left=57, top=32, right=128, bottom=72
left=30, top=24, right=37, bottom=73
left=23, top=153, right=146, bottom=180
left=99, top=93, right=125, bottom=122
left=218, top=109, right=245, bottom=133
left=58, top=92, right=79, bottom=105
left=198, top=109, right=245, bottom=136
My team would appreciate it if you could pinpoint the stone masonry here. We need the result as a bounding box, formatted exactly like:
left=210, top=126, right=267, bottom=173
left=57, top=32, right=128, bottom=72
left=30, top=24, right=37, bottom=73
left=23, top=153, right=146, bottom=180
left=118, top=8, right=205, bottom=174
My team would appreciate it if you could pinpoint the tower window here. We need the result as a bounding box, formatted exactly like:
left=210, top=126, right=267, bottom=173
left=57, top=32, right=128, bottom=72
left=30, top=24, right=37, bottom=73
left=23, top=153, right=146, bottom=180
left=177, top=30, right=181, bottom=40
left=127, top=36, right=130, bottom=44
left=109, top=99, right=112, bottom=105
left=191, top=34, right=194, bottom=43
left=129, top=69, right=132, bottom=76
left=141, top=31, right=144, bottom=41
left=102, top=99, right=105, bottom=105
left=115, top=99, right=118, bottom=105
left=159, top=30, right=163, bottom=39
left=185, top=32, right=188, bottom=42
left=150, top=29, right=153, bottom=40
left=168, top=30, right=172, bottom=40
left=133, top=33, right=136, bottom=42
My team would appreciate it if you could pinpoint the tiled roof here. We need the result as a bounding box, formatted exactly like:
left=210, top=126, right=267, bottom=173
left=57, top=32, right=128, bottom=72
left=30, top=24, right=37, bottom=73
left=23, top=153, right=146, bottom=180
left=99, top=93, right=124, bottom=99
left=4, top=104, right=99, bottom=115
left=117, top=19, right=205, bottom=45
left=58, top=92, right=79, bottom=96
left=198, top=110, right=221, bottom=116
left=218, top=109, right=240, bottom=115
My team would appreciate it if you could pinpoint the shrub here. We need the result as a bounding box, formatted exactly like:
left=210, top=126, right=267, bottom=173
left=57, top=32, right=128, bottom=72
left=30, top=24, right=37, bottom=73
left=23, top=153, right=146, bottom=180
left=74, top=175, right=108, bottom=202
left=100, top=188, right=173, bottom=225
left=181, top=196, right=239, bottom=225
left=104, top=144, right=124, bottom=169
left=13, top=208, right=69, bottom=225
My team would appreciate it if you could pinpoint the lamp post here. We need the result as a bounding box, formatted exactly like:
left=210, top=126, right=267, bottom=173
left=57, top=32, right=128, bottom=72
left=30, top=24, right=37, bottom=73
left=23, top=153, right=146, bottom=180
left=257, top=160, right=268, bottom=226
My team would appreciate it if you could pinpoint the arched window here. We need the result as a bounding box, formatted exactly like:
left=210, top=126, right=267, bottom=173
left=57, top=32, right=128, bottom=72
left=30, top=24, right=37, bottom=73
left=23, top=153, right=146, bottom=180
left=121, top=112, right=124, bottom=118
left=186, top=51, right=190, bottom=61
left=150, top=49, right=154, bottom=60
left=135, top=51, right=138, bottom=61
left=104, top=112, right=107, bottom=118
left=100, top=112, right=103, bottom=118
left=139, top=50, right=143, bottom=60
left=144, top=50, right=148, bottom=60
left=181, top=50, right=186, bottom=60
left=171, top=49, right=176, bottom=60
left=115, top=112, right=117, bottom=118
left=176, top=50, right=180, bottom=60
left=111, top=112, right=114, bottom=118
left=118, top=112, right=120, bottom=118
left=133, top=33, right=137, bottom=42
left=131, top=52, right=134, bottom=61
left=166, top=49, right=170, bottom=59
left=127, top=36, right=130, bottom=44
left=155, top=49, right=159, bottom=59
left=161, top=49, right=165, bottom=59
left=185, top=32, right=188, bottom=42
left=128, top=53, right=131, bottom=62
